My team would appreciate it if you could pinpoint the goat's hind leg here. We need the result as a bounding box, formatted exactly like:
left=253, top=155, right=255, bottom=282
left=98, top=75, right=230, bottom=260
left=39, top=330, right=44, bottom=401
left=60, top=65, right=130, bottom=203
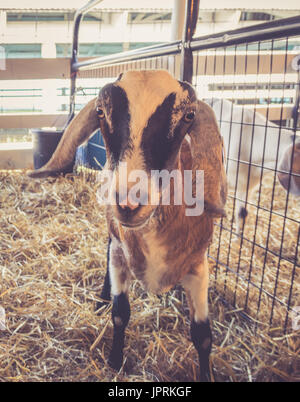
left=182, top=257, right=212, bottom=382
left=96, top=237, right=112, bottom=311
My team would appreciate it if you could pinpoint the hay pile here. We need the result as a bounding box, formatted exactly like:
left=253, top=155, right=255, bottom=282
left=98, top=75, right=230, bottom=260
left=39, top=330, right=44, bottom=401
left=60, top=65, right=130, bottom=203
left=0, top=170, right=299, bottom=382
left=209, top=173, right=300, bottom=332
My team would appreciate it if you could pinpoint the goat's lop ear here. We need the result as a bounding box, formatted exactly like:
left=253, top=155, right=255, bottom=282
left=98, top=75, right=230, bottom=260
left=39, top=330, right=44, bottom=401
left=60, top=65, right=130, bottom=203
left=189, top=100, right=227, bottom=217
left=27, top=97, right=99, bottom=178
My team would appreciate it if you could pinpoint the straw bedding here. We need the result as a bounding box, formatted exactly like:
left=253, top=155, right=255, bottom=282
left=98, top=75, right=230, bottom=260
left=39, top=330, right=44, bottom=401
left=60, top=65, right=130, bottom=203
left=0, top=170, right=299, bottom=382
left=209, top=174, right=300, bottom=332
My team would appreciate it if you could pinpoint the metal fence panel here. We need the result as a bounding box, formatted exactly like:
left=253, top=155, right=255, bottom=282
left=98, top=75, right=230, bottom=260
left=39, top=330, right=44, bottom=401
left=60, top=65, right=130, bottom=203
left=192, top=36, right=300, bottom=332
left=70, top=12, right=300, bottom=334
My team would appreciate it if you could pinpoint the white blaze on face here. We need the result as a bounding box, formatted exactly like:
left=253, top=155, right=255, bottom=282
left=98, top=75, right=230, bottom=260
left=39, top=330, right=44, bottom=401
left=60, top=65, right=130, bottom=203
left=117, top=161, right=149, bottom=206
left=116, top=70, right=186, bottom=151
left=114, top=70, right=189, bottom=203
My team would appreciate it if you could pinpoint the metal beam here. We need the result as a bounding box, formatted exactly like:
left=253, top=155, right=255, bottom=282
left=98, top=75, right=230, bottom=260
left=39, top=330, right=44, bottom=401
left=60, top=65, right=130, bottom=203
left=180, top=0, right=200, bottom=82
left=73, top=41, right=181, bottom=71
left=190, top=15, right=300, bottom=51
left=170, top=0, right=186, bottom=79
left=69, top=0, right=104, bottom=121
left=171, top=0, right=186, bottom=41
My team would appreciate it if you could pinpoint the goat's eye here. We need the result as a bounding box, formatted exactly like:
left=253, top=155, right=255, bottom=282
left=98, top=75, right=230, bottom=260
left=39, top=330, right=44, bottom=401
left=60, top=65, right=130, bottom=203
left=184, top=111, right=196, bottom=123
left=96, top=107, right=105, bottom=119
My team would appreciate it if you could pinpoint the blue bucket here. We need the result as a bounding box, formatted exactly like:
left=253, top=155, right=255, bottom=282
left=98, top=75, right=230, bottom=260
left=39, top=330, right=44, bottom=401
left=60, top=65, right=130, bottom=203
left=76, top=130, right=106, bottom=170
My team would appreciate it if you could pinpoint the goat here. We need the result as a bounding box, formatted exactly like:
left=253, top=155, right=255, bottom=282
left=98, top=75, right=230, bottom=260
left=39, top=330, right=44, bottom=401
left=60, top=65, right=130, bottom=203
left=28, top=70, right=227, bottom=381
left=205, top=98, right=300, bottom=233
left=277, top=141, right=300, bottom=196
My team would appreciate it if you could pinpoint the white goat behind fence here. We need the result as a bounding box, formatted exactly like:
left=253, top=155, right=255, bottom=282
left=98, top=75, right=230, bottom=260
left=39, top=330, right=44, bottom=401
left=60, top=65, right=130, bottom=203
left=205, top=98, right=299, bottom=233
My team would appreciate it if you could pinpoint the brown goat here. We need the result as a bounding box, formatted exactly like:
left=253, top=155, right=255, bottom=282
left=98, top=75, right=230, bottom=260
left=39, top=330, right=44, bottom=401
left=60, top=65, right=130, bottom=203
left=29, top=70, right=227, bottom=381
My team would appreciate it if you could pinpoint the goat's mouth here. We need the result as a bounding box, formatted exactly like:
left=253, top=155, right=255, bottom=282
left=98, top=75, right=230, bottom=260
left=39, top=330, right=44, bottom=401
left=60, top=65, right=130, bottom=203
left=115, top=207, right=157, bottom=230
left=120, top=221, right=146, bottom=229
left=277, top=142, right=300, bottom=196
left=277, top=173, right=300, bottom=196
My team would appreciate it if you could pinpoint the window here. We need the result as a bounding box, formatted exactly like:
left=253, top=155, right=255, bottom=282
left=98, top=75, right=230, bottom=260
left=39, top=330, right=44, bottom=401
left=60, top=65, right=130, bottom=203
left=56, top=44, right=72, bottom=58
left=8, top=13, right=69, bottom=22
left=240, top=12, right=276, bottom=21
left=128, top=12, right=172, bottom=24
left=129, top=42, right=162, bottom=50
left=236, top=97, right=292, bottom=105
left=7, top=12, right=102, bottom=22
left=226, top=39, right=300, bottom=52
left=56, top=43, right=125, bottom=58
left=79, top=43, right=123, bottom=57
left=2, top=44, right=41, bottom=58
left=208, top=83, right=295, bottom=91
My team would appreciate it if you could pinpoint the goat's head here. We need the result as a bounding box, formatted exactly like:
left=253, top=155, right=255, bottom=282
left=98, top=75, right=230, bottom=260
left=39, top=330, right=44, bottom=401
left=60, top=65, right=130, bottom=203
left=277, top=139, right=300, bottom=196
left=96, top=70, right=199, bottom=228
left=28, top=70, right=226, bottom=227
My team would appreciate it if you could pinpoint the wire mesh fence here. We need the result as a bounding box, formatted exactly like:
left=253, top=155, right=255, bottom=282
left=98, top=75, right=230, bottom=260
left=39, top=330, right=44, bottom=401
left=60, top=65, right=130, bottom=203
left=192, top=36, right=300, bottom=333
left=72, top=25, right=300, bottom=334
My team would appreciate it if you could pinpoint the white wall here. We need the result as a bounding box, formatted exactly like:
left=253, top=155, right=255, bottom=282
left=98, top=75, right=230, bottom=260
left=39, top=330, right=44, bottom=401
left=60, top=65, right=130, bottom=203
left=2, top=8, right=299, bottom=58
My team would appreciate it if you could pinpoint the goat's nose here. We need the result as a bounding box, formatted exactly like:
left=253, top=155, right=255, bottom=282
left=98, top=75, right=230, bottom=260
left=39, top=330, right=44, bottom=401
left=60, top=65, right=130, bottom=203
left=116, top=192, right=141, bottom=213
left=119, top=198, right=140, bottom=211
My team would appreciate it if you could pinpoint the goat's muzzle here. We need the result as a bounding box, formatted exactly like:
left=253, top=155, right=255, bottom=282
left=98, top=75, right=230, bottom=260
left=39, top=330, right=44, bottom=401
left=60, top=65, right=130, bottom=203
left=277, top=141, right=300, bottom=196
left=113, top=190, right=155, bottom=229
left=116, top=193, right=141, bottom=222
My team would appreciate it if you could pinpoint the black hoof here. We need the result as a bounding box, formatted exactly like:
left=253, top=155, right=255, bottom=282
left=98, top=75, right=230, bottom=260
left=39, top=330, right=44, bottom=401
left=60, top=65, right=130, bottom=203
left=200, top=368, right=211, bottom=382
left=108, top=350, right=123, bottom=371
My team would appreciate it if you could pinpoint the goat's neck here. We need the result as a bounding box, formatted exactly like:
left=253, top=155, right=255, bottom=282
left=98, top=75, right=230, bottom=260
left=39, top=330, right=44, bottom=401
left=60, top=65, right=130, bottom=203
left=267, top=125, right=294, bottom=165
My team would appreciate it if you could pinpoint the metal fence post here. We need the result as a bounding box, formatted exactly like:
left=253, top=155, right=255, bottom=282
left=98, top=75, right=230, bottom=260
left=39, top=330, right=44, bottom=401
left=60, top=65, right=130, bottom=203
left=180, top=0, right=200, bottom=83
left=68, top=0, right=103, bottom=125
left=292, top=68, right=300, bottom=131
left=170, top=0, right=187, bottom=79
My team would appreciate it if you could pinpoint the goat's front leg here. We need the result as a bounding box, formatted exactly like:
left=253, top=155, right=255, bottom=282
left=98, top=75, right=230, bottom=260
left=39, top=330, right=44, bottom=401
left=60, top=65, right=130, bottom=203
left=234, top=165, right=260, bottom=234
left=107, top=241, right=131, bottom=371
left=96, top=237, right=112, bottom=311
left=109, top=292, right=130, bottom=370
left=182, top=257, right=212, bottom=382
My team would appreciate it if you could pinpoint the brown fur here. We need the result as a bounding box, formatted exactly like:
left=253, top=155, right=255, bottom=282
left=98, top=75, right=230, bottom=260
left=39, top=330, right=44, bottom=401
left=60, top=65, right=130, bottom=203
left=28, top=69, right=227, bottom=302
left=108, top=208, right=213, bottom=292
left=190, top=101, right=227, bottom=216
left=28, top=98, right=99, bottom=178
left=106, top=131, right=218, bottom=293
left=28, top=71, right=228, bottom=380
